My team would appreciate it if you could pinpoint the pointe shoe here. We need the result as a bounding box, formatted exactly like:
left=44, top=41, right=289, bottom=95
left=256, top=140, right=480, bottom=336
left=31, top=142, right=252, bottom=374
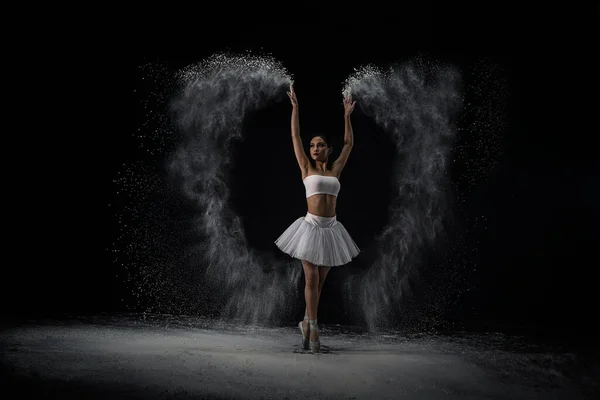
left=299, top=316, right=309, bottom=350
left=309, top=319, right=320, bottom=353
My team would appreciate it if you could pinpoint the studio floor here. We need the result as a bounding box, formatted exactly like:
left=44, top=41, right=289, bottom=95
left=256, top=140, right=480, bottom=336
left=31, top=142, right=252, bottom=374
left=1, top=313, right=597, bottom=399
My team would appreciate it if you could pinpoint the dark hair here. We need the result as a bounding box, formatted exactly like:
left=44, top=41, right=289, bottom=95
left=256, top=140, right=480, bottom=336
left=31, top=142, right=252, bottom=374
left=309, top=134, right=332, bottom=148
left=308, top=134, right=334, bottom=169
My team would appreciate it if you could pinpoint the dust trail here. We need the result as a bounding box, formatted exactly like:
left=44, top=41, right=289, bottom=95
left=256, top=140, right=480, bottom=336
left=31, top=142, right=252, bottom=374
left=168, top=53, right=302, bottom=325
left=125, top=55, right=505, bottom=331
left=341, top=58, right=464, bottom=331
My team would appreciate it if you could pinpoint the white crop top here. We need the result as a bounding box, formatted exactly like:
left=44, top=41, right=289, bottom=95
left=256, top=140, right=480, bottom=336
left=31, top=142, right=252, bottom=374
left=303, top=175, right=340, bottom=198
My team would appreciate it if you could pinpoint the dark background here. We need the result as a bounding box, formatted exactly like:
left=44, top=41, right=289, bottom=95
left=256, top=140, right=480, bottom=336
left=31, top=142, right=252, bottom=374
left=4, top=15, right=598, bottom=340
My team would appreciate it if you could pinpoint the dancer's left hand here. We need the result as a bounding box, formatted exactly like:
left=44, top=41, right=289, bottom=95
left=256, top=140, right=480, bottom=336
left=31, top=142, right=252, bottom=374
left=344, top=95, right=356, bottom=116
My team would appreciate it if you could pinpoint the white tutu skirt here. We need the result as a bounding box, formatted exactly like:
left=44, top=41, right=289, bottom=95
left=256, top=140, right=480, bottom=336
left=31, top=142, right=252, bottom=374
left=274, top=212, right=360, bottom=267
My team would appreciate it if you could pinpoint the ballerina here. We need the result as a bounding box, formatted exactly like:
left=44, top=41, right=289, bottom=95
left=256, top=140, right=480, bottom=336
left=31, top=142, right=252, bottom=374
left=274, top=84, right=360, bottom=353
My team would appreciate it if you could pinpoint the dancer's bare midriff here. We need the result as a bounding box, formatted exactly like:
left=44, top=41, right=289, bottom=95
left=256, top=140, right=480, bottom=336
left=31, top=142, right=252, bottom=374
left=302, top=167, right=338, bottom=218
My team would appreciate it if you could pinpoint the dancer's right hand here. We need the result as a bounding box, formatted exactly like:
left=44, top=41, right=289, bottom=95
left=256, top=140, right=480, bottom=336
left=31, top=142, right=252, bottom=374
left=287, top=84, right=298, bottom=108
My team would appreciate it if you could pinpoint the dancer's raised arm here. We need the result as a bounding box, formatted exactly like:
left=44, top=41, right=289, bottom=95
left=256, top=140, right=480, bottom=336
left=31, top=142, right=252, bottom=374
left=287, top=85, right=309, bottom=172
left=332, top=95, right=356, bottom=174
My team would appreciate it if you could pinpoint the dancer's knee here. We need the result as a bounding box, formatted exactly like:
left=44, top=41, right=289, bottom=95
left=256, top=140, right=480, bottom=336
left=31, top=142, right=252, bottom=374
left=318, top=266, right=330, bottom=286
left=305, top=272, right=319, bottom=288
left=302, top=260, right=319, bottom=288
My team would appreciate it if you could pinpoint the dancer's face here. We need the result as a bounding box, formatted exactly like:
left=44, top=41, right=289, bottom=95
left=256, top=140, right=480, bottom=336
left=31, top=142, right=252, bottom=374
left=310, top=137, right=330, bottom=161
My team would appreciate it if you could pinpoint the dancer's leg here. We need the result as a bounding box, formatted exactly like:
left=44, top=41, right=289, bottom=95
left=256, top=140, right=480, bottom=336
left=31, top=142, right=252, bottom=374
left=317, top=265, right=331, bottom=302
left=301, top=260, right=319, bottom=335
left=304, top=265, right=331, bottom=319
